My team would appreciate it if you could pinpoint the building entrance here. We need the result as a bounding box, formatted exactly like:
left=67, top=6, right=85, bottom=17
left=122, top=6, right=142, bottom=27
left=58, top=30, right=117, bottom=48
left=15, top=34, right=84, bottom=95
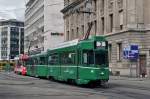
left=139, top=55, right=147, bottom=77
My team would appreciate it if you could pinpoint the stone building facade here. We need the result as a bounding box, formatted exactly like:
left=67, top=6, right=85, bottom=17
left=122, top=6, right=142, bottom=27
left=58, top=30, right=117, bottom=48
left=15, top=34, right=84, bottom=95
left=61, top=0, right=150, bottom=77
left=25, top=0, right=64, bottom=54
left=25, top=0, right=45, bottom=54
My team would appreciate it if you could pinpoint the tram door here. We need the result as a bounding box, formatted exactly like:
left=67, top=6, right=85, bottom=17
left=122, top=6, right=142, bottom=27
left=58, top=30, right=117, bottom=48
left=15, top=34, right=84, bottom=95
left=139, top=55, right=147, bottom=77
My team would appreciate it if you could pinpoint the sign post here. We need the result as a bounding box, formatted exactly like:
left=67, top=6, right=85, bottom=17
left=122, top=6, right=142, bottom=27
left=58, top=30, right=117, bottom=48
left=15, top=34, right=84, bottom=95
left=123, top=45, right=139, bottom=77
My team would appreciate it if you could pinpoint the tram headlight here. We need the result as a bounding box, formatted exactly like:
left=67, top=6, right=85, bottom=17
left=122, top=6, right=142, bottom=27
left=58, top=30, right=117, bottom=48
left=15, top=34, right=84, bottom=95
left=100, top=72, right=104, bottom=75
left=91, top=70, right=94, bottom=73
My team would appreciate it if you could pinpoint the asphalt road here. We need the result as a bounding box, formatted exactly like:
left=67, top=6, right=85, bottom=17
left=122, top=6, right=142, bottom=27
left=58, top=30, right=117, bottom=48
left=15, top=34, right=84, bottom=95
left=0, top=72, right=150, bottom=99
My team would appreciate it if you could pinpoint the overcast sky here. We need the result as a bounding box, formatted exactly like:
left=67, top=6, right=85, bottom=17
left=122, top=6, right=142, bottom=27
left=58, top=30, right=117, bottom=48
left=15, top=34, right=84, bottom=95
left=0, top=0, right=27, bottom=21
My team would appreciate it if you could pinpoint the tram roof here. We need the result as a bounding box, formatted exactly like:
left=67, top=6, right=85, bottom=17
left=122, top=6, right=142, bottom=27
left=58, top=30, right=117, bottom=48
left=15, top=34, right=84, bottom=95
left=47, top=36, right=106, bottom=53
left=30, top=52, right=47, bottom=58
left=49, top=39, right=79, bottom=51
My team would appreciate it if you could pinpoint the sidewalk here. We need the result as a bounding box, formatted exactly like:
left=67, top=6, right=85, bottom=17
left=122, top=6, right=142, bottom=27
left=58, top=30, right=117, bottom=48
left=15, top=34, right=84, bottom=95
left=109, top=76, right=150, bottom=89
left=110, top=76, right=150, bottom=81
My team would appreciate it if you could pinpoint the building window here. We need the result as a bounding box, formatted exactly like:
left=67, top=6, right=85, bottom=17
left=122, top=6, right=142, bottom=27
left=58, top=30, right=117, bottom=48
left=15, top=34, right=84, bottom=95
left=117, top=43, right=122, bottom=61
left=82, top=25, right=84, bottom=36
left=76, top=27, right=79, bottom=38
left=11, top=27, right=19, bottom=32
left=20, top=28, right=24, bottom=33
left=41, top=27, right=44, bottom=32
left=71, top=29, right=74, bottom=40
left=108, top=0, right=114, bottom=12
left=109, top=44, right=112, bottom=62
left=119, top=10, right=123, bottom=30
left=67, top=31, right=69, bottom=41
left=102, top=0, right=105, bottom=9
left=101, top=0, right=105, bottom=13
left=118, top=0, right=123, bottom=9
left=101, top=17, right=104, bottom=34
left=94, top=0, right=97, bottom=12
left=109, top=14, right=113, bottom=32
left=2, top=27, right=8, bottom=32
left=94, top=20, right=97, bottom=35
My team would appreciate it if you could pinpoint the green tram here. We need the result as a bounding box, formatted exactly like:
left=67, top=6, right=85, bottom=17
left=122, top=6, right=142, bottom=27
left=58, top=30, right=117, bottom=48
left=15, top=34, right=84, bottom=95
left=26, top=53, right=48, bottom=77
left=25, top=36, right=109, bottom=86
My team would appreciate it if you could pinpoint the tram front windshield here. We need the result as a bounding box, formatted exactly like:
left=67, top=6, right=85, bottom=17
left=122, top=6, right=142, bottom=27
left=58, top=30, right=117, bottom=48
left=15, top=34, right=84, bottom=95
left=95, top=52, right=107, bottom=66
left=83, top=50, right=108, bottom=66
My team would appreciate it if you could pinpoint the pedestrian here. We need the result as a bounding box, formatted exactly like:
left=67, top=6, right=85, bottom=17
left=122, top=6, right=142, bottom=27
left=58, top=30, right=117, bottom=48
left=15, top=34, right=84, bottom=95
left=142, top=69, right=147, bottom=78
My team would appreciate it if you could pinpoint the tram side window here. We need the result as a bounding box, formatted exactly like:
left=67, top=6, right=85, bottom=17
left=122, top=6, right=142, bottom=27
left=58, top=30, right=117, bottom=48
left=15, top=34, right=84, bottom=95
left=61, top=53, right=76, bottom=65
left=83, top=53, right=88, bottom=64
left=27, top=58, right=34, bottom=65
left=83, top=51, right=94, bottom=65
left=39, top=57, right=46, bottom=65
left=48, top=54, right=59, bottom=65
left=31, top=58, right=37, bottom=65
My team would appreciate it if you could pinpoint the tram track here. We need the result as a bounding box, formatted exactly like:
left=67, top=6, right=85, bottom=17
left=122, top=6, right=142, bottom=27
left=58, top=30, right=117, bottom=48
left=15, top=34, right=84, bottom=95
left=2, top=71, right=150, bottom=92
left=0, top=72, right=38, bottom=81
left=1, top=72, right=150, bottom=99
left=94, top=87, right=150, bottom=99
left=108, top=82, right=150, bottom=91
left=0, top=93, right=88, bottom=97
left=0, top=72, right=37, bottom=85
left=93, top=83, right=150, bottom=99
left=33, top=81, right=150, bottom=99
left=26, top=81, right=132, bottom=99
